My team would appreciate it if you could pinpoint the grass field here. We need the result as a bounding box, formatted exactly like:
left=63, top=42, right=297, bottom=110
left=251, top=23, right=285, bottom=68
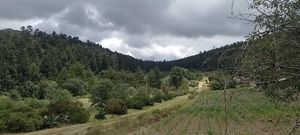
left=107, top=88, right=300, bottom=135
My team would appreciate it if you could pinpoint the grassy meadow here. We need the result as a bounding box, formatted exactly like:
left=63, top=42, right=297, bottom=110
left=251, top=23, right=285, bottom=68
left=89, top=87, right=300, bottom=135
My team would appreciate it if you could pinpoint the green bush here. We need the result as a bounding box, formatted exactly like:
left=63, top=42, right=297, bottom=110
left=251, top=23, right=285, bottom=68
left=48, top=100, right=90, bottom=124
left=62, top=78, right=86, bottom=97
left=162, top=93, right=173, bottom=101
left=90, top=79, right=112, bottom=108
left=24, top=98, right=49, bottom=115
left=68, top=102, right=90, bottom=124
left=106, top=99, right=127, bottom=115
left=95, top=108, right=106, bottom=120
left=5, top=112, right=42, bottom=132
left=152, top=92, right=163, bottom=103
left=46, top=89, right=89, bottom=124
left=209, top=80, right=223, bottom=90
left=179, top=78, right=189, bottom=91
left=8, top=89, right=22, bottom=101
left=168, top=91, right=179, bottom=98
left=127, top=98, right=145, bottom=110
left=135, top=92, right=154, bottom=106
left=69, top=108, right=90, bottom=124
left=111, top=83, right=130, bottom=100
left=0, top=96, right=43, bottom=132
left=227, top=80, right=237, bottom=89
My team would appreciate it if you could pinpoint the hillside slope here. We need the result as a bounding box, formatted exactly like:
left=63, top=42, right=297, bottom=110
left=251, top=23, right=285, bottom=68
left=0, top=28, right=243, bottom=91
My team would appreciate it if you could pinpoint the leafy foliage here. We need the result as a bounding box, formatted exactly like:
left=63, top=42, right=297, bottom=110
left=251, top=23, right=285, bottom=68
left=147, top=67, right=161, bottom=89
left=0, top=26, right=245, bottom=133
left=90, top=79, right=113, bottom=107
left=0, top=96, right=46, bottom=132
left=241, top=0, right=300, bottom=103
left=95, top=108, right=106, bottom=120
left=0, top=28, right=243, bottom=95
left=169, top=67, right=185, bottom=88
left=209, top=80, right=223, bottom=90
left=62, top=78, right=86, bottom=97
left=127, top=97, right=145, bottom=110
left=106, top=98, right=127, bottom=115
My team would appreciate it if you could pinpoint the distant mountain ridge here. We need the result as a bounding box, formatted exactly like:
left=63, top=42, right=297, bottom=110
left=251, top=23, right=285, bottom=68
left=0, top=28, right=243, bottom=73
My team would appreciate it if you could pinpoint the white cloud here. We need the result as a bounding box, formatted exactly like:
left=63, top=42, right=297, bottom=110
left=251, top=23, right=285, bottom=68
left=100, top=37, right=123, bottom=50
left=99, top=35, right=244, bottom=61
left=0, top=19, right=42, bottom=30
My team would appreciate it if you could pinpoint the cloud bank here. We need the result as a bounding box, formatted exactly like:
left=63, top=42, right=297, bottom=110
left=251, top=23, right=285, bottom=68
left=0, top=0, right=252, bottom=60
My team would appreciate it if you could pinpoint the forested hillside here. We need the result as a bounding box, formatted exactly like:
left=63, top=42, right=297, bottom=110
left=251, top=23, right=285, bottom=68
left=169, top=42, right=243, bottom=71
left=0, top=0, right=299, bottom=134
left=0, top=27, right=243, bottom=133
left=0, top=28, right=242, bottom=91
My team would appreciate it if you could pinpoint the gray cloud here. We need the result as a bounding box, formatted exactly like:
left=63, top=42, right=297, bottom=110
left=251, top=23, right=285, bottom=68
left=92, top=0, right=251, bottom=37
left=0, top=0, right=252, bottom=60
left=0, top=0, right=77, bottom=20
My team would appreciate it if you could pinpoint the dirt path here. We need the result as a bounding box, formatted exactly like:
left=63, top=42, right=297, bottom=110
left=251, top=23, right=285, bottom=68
left=197, top=76, right=209, bottom=92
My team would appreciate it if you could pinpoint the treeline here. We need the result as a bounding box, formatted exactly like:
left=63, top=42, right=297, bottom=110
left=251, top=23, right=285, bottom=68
left=0, top=27, right=202, bottom=132
left=0, top=63, right=201, bottom=132
left=0, top=26, right=238, bottom=133
left=0, top=27, right=243, bottom=92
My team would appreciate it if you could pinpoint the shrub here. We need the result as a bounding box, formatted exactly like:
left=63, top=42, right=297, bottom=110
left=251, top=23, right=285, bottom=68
left=152, top=92, right=163, bottom=103
left=41, top=116, right=60, bottom=129
left=168, top=91, right=179, bottom=98
left=135, top=92, right=154, bottom=106
left=95, top=108, right=106, bottom=120
left=169, top=67, right=185, bottom=88
left=162, top=93, right=173, bottom=101
left=111, top=83, right=130, bottom=100
left=126, top=87, right=137, bottom=97
left=46, top=89, right=90, bottom=124
left=48, top=100, right=90, bottom=124
left=209, top=80, right=223, bottom=90
left=127, top=98, right=145, bottom=110
left=68, top=102, right=90, bottom=124
left=90, top=79, right=112, bottom=107
left=69, top=109, right=90, bottom=124
left=5, top=112, right=42, bottom=132
left=0, top=96, right=43, bottom=132
left=227, top=80, right=237, bottom=89
left=0, top=120, right=6, bottom=132
left=8, top=89, right=22, bottom=101
left=62, top=78, right=86, bottom=97
left=179, top=78, right=189, bottom=91
left=106, top=99, right=127, bottom=115
left=24, top=98, right=49, bottom=115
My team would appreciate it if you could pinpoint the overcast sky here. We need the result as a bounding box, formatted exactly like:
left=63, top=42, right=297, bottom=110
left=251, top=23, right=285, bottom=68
left=0, top=0, right=252, bottom=60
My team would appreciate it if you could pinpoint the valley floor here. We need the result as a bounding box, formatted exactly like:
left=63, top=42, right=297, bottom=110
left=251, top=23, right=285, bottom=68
left=6, top=93, right=190, bottom=135
left=7, top=80, right=300, bottom=135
